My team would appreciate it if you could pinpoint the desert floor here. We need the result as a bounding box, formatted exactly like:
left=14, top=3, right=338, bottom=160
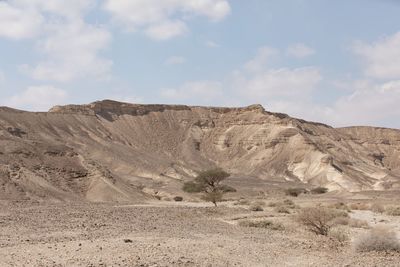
left=1, top=195, right=400, bottom=267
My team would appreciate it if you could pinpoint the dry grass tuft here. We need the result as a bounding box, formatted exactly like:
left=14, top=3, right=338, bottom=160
left=370, top=203, right=385, bottom=214
left=385, top=206, right=400, bottom=216
left=350, top=202, right=369, bottom=211
left=249, top=204, right=264, bottom=212
left=239, top=220, right=284, bottom=230
left=354, top=226, right=400, bottom=252
left=329, top=226, right=350, bottom=244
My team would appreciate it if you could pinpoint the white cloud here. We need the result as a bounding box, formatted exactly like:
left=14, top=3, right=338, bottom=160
left=0, top=1, right=43, bottom=39
left=1, top=0, right=112, bottom=82
left=145, top=20, right=188, bottom=40
left=236, top=67, right=322, bottom=100
left=4, top=85, right=68, bottom=111
left=161, top=81, right=223, bottom=104
left=165, top=56, right=186, bottom=65
left=286, top=43, right=315, bottom=58
left=103, top=0, right=230, bottom=40
left=328, top=80, right=400, bottom=127
left=354, top=31, right=400, bottom=80
left=244, top=46, right=279, bottom=72
left=23, top=20, right=112, bottom=82
left=205, top=40, right=220, bottom=48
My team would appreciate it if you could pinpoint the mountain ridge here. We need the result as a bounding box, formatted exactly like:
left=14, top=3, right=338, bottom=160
left=1, top=100, right=399, bottom=202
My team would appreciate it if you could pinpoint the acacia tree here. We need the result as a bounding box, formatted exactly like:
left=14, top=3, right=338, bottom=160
left=183, top=168, right=233, bottom=207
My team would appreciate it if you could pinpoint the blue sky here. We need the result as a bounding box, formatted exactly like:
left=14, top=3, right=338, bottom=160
left=1, top=0, right=400, bottom=128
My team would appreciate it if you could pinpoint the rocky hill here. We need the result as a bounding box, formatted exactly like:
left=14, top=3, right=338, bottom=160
left=1, top=100, right=399, bottom=202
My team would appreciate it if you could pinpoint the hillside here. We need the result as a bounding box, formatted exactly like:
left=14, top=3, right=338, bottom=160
left=0, top=100, right=399, bottom=202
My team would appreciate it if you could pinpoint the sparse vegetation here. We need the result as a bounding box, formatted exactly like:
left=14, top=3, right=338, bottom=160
left=329, top=226, right=350, bottom=244
left=274, top=206, right=290, bottom=214
left=311, top=187, right=328, bottom=194
left=385, top=206, right=400, bottom=216
left=234, top=199, right=250, bottom=206
left=329, top=202, right=351, bottom=212
left=249, top=204, right=264, bottom=212
left=354, top=226, right=400, bottom=252
left=349, top=202, right=369, bottom=210
left=182, top=168, right=233, bottom=207
left=239, top=220, right=284, bottom=230
left=370, top=203, right=385, bottom=213
left=296, top=207, right=345, bottom=236
left=332, top=217, right=369, bottom=229
left=285, top=187, right=307, bottom=197
left=173, top=196, right=183, bottom=202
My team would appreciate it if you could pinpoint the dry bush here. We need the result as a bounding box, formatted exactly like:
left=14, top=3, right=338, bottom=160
left=370, top=203, right=385, bottom=214
left=285, top=187, right=307, bottom=197
left=269, top=199, right=297, bottom=209
left=386, top=206, right=400, bottom=216
left=249, top=204, right=264, bottom=212
left=252, top=200, right=266, bottom=207
left=329, top=202, right=351, bottom=212
left=348, top=218, right=370, bottom=229
left=331, top=216, right=350, bottom=226
left=173, top=196, right=183, bottom=202
left=354, top=226, right=400, bottom=252
left=275, top=206, right=290, bottom=214
left=311, top=187, right=328, bottom=194
left=239, top=220, right=284, bottom=230
left=350, top=202, right=369, bottom=211
left=234, top=199, right=250, bottom=206
left=297, top=207, right=344, bottom=235
left=329, top=226, right=350, bottom=244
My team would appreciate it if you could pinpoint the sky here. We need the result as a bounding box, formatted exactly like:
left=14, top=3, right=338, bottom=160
left=1, top=0, right=400, bottom=128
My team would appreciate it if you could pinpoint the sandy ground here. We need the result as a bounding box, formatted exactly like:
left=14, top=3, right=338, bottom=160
left=1, top=198, right=400, bottom=267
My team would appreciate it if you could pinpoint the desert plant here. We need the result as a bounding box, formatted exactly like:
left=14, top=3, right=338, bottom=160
left=354, top=226, right=400, bottom=252
left=386, top=206, right=400, bottom=216
left=311, top=187, right=328, bottom=194
left=329, top=202, right=351, bottom=212
left=348, top=218, right=369, bottom=229
left=285, top=187, right=307, bottom=197
left=173, top=196, right=183, bottom=202
left=370, top=203, right=385, bottom=214
left=329, top=226, right=350, bottom=244
left=182, top=181, right=204, bottom=193
left=239, top=220, right=284, bottom=230
left=182, top=168, right=234, bottom=207
left=350, top=202, right=369, bottom=210
left=249, top=204, right=264, bottom=212
left=234, top=199, right=250, bottom=206
left=296, top=207, right=342, bottom=235
left=274, top=206, right=290, bottom=214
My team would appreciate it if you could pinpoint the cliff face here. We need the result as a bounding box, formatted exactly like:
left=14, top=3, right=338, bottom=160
left=1, top=100, right=399, bottom=202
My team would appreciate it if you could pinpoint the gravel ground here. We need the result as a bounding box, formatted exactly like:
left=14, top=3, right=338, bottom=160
left=0, top=201, right=399, bottom=267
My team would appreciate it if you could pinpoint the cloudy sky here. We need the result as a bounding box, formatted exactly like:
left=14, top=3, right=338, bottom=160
left=1, top=0, right=400, bottom=128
